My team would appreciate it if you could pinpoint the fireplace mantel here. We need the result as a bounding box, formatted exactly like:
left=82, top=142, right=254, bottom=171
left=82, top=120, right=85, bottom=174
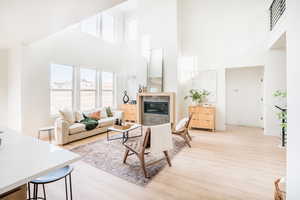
left=137, top=92, right=176, bottom=125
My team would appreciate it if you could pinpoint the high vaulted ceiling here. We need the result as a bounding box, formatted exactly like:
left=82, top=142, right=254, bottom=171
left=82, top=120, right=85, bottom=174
left=0, top=0, right=126, bottom=48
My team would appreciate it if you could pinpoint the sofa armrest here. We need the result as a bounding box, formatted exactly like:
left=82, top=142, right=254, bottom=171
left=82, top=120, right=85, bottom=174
left=54, top=118, right=70, bottom=145
left=112, top=110, right=123, bottom=119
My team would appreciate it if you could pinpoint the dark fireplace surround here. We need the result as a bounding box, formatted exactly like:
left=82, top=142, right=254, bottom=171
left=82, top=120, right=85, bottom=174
left=142, top=96, right=170, bottom=126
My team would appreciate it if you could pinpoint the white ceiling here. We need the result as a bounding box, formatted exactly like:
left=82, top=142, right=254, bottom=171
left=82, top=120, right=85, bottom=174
left=0, top=0, right=126, bottom=48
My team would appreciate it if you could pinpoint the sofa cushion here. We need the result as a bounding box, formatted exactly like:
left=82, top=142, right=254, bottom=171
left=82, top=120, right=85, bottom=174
left=100, top=108, right=108, bottom=118
left=69, top=123, right=86, bottom=135
left=98, top=117, right=115, bottom=127
left=175, top=117, right=189, bottom=131
left=74, top=111, right=84, bottom=122
left=89, top=111, right=101, bottom=120
left=59, top=108, right=75, bottom=124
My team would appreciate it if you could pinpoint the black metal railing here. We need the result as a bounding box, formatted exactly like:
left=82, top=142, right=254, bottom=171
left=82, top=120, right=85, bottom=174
left=269, top=0, right=286, bottom=31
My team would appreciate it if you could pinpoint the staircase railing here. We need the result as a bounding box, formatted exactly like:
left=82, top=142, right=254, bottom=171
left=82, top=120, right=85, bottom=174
left=269, top=0, right=286, bottom=31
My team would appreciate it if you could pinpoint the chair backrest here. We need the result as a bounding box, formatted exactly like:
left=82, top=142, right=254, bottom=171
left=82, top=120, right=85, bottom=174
left=142, top=128, right=151, bottom=150
left=185, top=114, right=193, bottom=129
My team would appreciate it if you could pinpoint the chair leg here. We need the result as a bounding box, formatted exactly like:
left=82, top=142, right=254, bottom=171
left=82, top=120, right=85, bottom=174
left=123, top=149, right=130, bottom=164
left=139, top=154, right=148, bottom=178
left=163, top=151, right=172, bottom=167
left=187, top=131, right=192, bottom=141
left=183, top=135, right=191, bottom=148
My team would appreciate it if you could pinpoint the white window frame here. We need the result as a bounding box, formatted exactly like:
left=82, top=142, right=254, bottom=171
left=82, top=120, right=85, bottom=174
left=79, top=67, right=98, bottom=111
left=101, top=71, right=115, bottom=108
left=50, top=63, right=75, bottom=115
left=50, top=65, right=117, bottom=115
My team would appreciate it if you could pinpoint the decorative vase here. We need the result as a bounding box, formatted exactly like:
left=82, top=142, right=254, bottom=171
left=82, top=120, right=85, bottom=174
left=123, top=90, right=130, bottom=104
left=138, top=85, right=143, bottom=93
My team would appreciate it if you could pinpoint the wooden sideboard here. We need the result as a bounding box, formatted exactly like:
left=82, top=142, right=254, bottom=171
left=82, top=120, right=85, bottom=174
left=120, top=104, right=137, bottom=122
left=188, top=105, right=216, bottom=131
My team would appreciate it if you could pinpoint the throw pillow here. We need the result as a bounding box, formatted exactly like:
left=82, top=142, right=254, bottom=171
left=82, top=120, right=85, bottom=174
left=74, top=111, right=84, bottom=122
left=106, top=106, right=113, bottom=117
left=175, top=117, right=189, bottom=131
left=101, top=107, right=108, bottom=118
left=89, top=111, right=101, bottom=120
left=59, top=107, right=75, bottom=124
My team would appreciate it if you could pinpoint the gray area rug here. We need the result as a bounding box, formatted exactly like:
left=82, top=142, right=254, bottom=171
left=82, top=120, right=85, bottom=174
left=71, top=132, right=186, bottom=186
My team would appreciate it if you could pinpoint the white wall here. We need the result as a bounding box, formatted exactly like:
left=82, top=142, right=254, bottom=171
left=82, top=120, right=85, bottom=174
left=7, top=46, right=23, bottom=132
left=287, top=0, right=300, bottom=198
left=226, top=67, right=264, bottom=127
left=264, top=49, right=286, bottom=136
left=178, top=0, right=268, bottom=130
left=0, top=50, right=8, bottom=128
left=21, top=23, right=130, bottom=136
left=137, top=0, right=178, bottom=92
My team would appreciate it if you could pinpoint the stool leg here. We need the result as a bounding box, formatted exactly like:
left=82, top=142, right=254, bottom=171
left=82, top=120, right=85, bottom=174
left=69, top=174, right=73, bottom=200
left=33, top=184, right=37, bottom=200
left=28, top=183, right=31, bottom=200
left=42, top=184, right=46, bottom=200
left=65, top=177, right=68, bottom=200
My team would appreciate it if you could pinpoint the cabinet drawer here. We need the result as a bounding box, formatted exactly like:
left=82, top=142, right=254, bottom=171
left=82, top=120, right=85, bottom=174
left=124, top=114, right=136, bottom=121
left=191, top=119, right=214, bottom=129
left=193, top=114, right=214, bottom=120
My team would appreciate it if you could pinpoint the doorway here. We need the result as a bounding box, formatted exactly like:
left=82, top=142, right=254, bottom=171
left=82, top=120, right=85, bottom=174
left=226, top=66, right=264, bottom=128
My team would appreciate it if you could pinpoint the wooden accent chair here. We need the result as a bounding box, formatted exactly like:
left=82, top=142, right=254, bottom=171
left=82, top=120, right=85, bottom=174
left=172, top=115, right=193, bottom=147
left=274, top=178, right=286, bottom=200
left=123, top=128, right=172, bottom=178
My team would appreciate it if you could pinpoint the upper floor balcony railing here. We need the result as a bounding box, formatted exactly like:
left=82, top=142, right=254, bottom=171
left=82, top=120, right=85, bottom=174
left=269, top=0, right=286, bottom=31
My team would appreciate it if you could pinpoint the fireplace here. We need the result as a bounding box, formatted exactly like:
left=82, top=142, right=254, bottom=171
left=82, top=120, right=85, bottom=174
left=142, top=96, right=170, bottom=125
left=137, top=93, right=175, bottom=126
left=144, top=101, right=169, bottom=115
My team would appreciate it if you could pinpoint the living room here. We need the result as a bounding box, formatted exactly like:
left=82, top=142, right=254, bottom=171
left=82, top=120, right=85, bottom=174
left=1, top=0, right=299, bottom=199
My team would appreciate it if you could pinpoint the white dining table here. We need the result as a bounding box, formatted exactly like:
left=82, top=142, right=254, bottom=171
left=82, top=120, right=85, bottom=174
left=0, top=128, right=81, bottom=195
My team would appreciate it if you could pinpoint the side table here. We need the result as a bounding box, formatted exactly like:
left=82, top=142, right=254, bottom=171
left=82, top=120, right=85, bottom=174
left=38, top=126, right=55, bottom=143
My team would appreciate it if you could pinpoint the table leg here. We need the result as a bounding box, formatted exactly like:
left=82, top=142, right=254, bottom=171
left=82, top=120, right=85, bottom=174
left=48, top=130, right=52, bottom=143
left=106, top=130, right=109, bottom=141
left=38, top=131, right=41, bottom=140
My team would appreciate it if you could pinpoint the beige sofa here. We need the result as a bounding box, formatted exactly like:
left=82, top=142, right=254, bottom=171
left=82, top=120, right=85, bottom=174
left=55, top=108, right=123, bottom=145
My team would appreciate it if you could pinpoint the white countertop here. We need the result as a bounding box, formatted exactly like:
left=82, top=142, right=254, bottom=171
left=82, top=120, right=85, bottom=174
left=0, top=128, right=81, bottom=194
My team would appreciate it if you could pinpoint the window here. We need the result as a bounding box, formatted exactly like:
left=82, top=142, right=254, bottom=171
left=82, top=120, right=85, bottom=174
left=50, top=64, right=74, bottom=115
left=102, top=12, right=114, bottom=43
left=81, top=14, right=100, bottom=37
left=50, top=65, right=116, bottom=114
left=80, top=68, right=97, bottom=111
left=101, top=72, right=114, bottom=107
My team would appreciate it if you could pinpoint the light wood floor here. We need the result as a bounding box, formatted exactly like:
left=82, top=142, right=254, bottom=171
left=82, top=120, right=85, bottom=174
left=40, top=126, right=286, bottom=200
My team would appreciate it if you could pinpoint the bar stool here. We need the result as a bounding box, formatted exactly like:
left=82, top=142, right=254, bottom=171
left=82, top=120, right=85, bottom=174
left=28, top=165, right=73, bottom=200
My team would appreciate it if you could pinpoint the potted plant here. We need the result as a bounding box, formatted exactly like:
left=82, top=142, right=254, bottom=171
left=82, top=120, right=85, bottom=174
left=184, top=89, right=210, bottom=105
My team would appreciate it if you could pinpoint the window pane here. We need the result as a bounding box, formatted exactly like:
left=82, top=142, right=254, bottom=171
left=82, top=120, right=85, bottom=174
left=102, top=72, right=113, bottom=90
left=80, top=68, right=96, bottom=90
left=51, top=64, right=73, bottom=89
left=80, top=91, right=96, bottom=111
left=102, top=12, right=114, bottom=43
left=102, top=91, right=113, bottom=107
left=81, top=15, right=99, bottom=37
left=51, top=91, right=72, bottom=115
